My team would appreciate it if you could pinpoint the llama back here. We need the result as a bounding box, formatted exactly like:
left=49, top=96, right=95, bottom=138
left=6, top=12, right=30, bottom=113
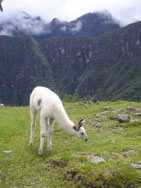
left=30, top=87, right=64, bottom=117
left=30, top=86, right=73, bottom=127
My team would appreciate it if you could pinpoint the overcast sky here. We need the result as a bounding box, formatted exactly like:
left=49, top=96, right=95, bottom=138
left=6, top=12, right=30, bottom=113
left=0, top=0, right=141, bottom=25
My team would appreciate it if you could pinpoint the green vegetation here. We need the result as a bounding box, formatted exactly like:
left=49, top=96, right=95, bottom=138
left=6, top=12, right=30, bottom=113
left=63, top=93, right=91, bottom=102
left=0, top=22, right=141, bottom=105
left=0, top=101, right=141, bottom=187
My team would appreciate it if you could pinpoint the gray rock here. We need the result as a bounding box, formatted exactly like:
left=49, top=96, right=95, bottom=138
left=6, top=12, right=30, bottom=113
left=126, top=107, right=141, bottom=111
left=101, top=111, right=109, bottom=115
left=123, top=150, right=138, bottom=155
left=118, top=114, right=129, bottom=123
left=108, top=152, right=126, bottom=159
left=134, top=113, right=141, bottom=117
left=87, top=155, right=105, bottom=163
left=101, top=107, right=112, bottom=110
left=131, top=163, right=141, bottom=170
left=112, top=110, right=121, bottom=114
left=0, top=103, right=4, bottom=108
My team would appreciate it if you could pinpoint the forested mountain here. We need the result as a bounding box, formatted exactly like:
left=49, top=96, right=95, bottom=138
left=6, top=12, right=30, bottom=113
left=40, top=22, right=141, bottom=101
left=0, top=11, right=120, bottom=41
left=0, top=18, right=140, bottom=105
left=0, top=36, right=56, bottom=105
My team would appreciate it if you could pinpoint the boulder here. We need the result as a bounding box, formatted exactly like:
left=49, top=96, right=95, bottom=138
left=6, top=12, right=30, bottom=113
left=0, top=103, right=4, bottom=108
left=126, top=107, right=141, bottom=111
left=118, top=114, right=129, bottom=123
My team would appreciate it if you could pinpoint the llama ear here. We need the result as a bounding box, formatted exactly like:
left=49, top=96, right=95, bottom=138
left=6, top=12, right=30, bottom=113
left=77, top=119, right=85, bottom=130
left=73, top=125, right=77, bottom=131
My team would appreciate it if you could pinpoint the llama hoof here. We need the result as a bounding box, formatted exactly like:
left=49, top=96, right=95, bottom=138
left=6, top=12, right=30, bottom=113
left=39, top=150, right=43, bottom=155
left=29, top=142, right=33, bottom=146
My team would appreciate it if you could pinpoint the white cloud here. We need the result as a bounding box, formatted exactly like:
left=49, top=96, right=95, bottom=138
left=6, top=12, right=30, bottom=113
left=70, top=21, right=82, bottom=33
left=0, top=12, right=49, bottom=35
left=0, top=0, right=141, bottom=25
left=0, top=24, right=14, bottom=36
left=60, top=26, right=67, bottom=32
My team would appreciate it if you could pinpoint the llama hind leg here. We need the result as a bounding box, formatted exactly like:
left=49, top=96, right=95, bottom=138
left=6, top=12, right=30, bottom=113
left=29, top=108, right=37, bottom=146
left=47, top=118, right=55, bottom=150
left=39, top=117, right=47, bottom=155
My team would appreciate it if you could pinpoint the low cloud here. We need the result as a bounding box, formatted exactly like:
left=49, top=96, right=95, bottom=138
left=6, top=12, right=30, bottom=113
left=0, top=12, right=50, bottom=36
left=60, top=26, right=67, bottom=32
left=0, top=24, right=15, bottom=36
left=70, top=21, right=82, bottom=33
left=0, top=12, right=83, bottom=36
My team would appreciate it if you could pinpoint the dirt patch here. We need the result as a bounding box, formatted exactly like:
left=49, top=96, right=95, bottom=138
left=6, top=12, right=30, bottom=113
left=46, top=159, right=67, bottom=168
left=64, top=169, right=79, bottom=181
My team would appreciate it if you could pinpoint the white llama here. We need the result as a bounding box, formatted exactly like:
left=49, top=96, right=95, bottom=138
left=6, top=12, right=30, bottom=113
left=29, top=86, right=88, bottom=155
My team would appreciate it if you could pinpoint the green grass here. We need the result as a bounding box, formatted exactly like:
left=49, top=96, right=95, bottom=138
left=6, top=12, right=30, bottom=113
left=0, top=101, right=141, bottom=187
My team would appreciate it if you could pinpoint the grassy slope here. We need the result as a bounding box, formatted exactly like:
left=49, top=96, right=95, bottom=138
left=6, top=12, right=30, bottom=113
left=0, top=101, right=141, bottom=188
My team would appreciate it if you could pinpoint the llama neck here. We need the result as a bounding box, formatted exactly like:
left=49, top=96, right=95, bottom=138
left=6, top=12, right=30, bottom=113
left=54, top=105, right=75, bottom=135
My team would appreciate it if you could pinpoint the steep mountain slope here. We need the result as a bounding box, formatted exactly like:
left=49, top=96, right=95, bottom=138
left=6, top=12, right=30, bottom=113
left=40, top=36, right=95, bottom=95
left=40, top=21, right=141, bottom=101
left=76, top=22, right=141, bottom=101
left=0, top=36, right=56, bottom=105
left=0, top=21, right=140, bottom=105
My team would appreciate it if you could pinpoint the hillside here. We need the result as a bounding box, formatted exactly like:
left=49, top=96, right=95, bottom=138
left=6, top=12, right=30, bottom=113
left=0, top=36, right=56, bottom=105
left=0, top=21, right=141, bottom=105
left=40, top=21, right=141, bottom=101
left=75, top=22, right=141, bottom=101
left=0, top=102, right=141, bottom=187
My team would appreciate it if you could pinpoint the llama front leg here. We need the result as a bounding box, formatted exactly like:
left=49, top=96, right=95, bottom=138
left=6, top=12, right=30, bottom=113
left=29, top=110, right=37, bottom=146
left=47, top=118, right=55, bottom=150
left=39, top=117, right=47, bottom=155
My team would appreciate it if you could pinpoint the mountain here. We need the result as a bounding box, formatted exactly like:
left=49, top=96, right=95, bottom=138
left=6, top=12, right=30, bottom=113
left=40, top=21, right=141, bottom=101
left=0, top=35, right=56, bottom=105
left=0, top=11, right=120, bottom=41
left=0, top=21, right=141, bottom=105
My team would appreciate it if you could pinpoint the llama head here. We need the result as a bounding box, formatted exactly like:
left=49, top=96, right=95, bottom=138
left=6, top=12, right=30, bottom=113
left=73, top=119, right=88, bottom=141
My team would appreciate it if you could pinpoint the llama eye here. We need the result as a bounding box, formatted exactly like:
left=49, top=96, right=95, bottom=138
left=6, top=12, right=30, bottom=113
left=81, top=132, right=84, bottom=135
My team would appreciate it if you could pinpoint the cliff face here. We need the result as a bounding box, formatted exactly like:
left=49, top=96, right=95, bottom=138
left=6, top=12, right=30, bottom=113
left=40, top=37, right=95, bottom=95
left=40, top=22, right=141, bottom=101
left=0, top=36, right=56, bottom=105
left=0, top=22, right=141, bottom=105
left=75, top=22, right=141, bottom=101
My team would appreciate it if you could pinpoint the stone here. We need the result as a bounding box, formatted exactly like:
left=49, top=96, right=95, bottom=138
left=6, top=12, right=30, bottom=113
left=101, top=111, right=109, bottom=115
left=118, top=114, right=129, bottom=123
left=126, top=107, right=141, bottom=111
left=3, top=151, right=12, bottom=154
left=134, top=113, right=141, bottom=117
left=87, top=155, right=105, bottom=164
left=123, top=150, right=138, bottom=155
left=108, top=152, right=126, bottom=159
left=101, top=107, right=112, bottom=110
left=0, top=103, right=4, bottom=108
left=131, top=163, right=141, bottom=170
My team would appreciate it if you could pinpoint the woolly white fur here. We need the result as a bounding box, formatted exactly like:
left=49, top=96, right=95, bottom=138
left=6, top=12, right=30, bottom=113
left=29, top=86, right=87, bottom=155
